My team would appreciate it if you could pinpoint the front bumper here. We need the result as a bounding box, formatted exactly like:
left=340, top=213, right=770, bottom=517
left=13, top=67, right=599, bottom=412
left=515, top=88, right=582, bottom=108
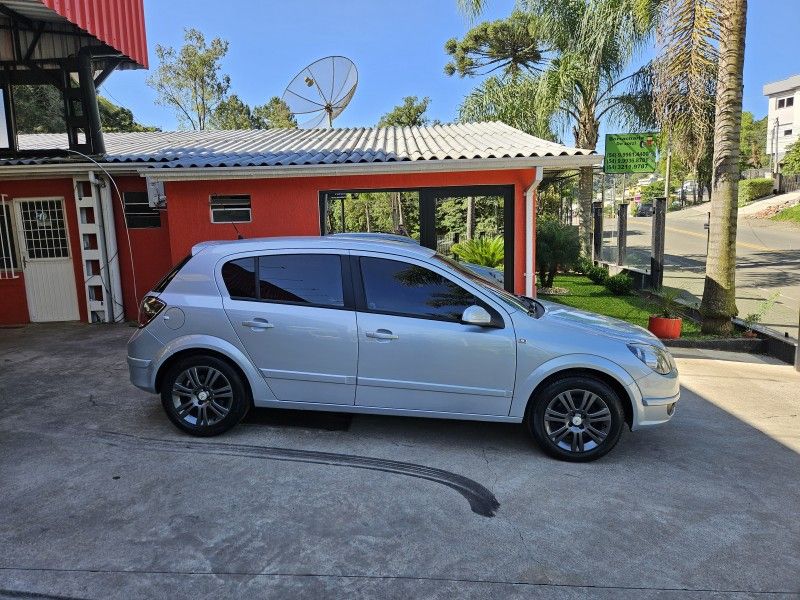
left=628, top=369, right=681, bottom=430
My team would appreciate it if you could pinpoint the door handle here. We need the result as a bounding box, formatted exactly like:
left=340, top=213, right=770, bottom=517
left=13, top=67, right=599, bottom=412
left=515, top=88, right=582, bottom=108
left=365, top=329, right=398, bottom=340
left=242, top=319, right=274, bottom=330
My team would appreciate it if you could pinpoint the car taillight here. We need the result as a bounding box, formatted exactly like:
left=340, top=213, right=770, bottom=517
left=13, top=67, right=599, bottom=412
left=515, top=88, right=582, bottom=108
left=138, top=296, right=166, bottom=328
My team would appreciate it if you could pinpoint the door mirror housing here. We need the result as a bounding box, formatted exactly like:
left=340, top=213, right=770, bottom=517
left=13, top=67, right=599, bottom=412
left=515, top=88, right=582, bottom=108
left=461, top=305, right=493, bottom=327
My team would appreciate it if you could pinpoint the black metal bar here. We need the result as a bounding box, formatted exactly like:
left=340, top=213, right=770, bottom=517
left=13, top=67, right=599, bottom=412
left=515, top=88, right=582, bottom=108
left=617, top=202, right=627, bottom=266
left=23, top=22, right=45, bottom=61
left=93, top=59, right=122, bottom=89
left=592, top=201, right=603, bottom=262
left=0, top=4, right=35, bottom=28
left=650, top=196, right=666, bottom=289
left=77, top=48, right=108, bottom=154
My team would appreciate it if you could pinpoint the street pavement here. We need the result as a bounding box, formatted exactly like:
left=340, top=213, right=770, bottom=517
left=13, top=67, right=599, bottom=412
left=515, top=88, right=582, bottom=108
left=1, top=323, right=799, bottom=599
left=608, top=191, right=800, bottom=340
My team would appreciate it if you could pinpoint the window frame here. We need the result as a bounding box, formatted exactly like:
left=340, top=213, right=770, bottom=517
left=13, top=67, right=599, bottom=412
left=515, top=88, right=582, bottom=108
left=784, top=129, right=793, bottom=136
left=210, top=194, right=252, bottom=224
left=0, top=201, right=19, bottom=271
left=219, top=251, right=353, bottom=311
left=123, top=191, right=161, bottom=229
left=778, top=98, right=786, bottom=109
left=350, top=253, right=505, bottom=328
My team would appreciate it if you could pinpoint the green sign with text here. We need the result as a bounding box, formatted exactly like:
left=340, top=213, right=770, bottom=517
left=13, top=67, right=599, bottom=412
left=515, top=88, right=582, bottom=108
left=604, top=133, right=658, bottom=173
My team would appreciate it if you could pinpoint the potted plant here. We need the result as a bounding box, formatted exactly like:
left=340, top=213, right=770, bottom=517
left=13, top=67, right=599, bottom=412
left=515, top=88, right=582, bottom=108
left=648, top=288, right=682, bottom=339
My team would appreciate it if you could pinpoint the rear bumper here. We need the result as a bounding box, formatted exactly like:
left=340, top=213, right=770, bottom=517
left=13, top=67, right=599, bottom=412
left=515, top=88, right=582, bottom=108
left=127, top=355, right=155, bottom=393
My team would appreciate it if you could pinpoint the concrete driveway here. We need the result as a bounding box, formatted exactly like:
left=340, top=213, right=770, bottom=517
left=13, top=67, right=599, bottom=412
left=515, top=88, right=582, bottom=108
left=1, top=323, right=799, bottom=599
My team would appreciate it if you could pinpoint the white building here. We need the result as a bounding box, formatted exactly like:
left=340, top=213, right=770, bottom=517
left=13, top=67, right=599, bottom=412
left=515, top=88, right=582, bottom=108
left=763, top=75, right=800, bottom=169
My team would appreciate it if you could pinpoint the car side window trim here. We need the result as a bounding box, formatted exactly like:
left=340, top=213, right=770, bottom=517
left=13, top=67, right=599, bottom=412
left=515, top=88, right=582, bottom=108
left=220, top=252, right=355, bottom=311
left=350, top=254, right=506, bottom=328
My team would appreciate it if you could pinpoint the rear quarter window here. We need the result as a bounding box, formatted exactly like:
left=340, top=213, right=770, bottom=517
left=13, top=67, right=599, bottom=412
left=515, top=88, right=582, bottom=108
left=152, top=254, right=192, bottom=293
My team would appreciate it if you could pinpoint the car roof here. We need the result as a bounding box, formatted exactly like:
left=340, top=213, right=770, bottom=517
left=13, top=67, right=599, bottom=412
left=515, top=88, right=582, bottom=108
left=191, top=234, right=436, bottom=259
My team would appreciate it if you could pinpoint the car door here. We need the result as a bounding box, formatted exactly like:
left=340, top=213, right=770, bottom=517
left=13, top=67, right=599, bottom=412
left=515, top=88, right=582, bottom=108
left=353, top=253, right=517, bottom=416
left=221, top=250, right=358, bottom=405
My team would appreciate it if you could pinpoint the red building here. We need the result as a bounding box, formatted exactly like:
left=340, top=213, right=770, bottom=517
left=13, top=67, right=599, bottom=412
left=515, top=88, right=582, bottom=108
left=0, top=123, right=598, bottom=325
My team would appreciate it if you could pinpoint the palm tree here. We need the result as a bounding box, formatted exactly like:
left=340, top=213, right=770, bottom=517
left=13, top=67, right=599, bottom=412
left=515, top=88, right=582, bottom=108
left=698, top=0, right=747, bottom=334
left=646, top=0, right=747, bottom=333
left=458, top=0, right=654, bottom=255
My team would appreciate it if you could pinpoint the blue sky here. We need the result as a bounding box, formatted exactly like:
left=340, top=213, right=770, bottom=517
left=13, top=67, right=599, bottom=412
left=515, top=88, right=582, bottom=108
left=103, top=0, right=799, bottom=149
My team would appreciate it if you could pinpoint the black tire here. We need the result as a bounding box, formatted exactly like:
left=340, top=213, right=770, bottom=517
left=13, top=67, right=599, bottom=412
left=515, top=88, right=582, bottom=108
left=525, top=376, right=625, bottom=462
left=160, top=354, right=249, bottom=437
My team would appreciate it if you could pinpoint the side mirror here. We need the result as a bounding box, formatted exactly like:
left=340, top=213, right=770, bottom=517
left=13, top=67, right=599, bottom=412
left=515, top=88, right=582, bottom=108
left=461, top=305, right=492, bottom=327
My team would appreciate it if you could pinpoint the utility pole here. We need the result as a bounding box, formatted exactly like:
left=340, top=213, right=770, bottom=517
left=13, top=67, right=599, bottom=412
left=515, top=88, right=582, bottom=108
left=663, top=136, right=672, bottom=201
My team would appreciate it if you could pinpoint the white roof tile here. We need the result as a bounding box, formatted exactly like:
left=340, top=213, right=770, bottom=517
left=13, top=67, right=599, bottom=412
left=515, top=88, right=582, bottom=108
left=11, top=121, right=594, bottom=169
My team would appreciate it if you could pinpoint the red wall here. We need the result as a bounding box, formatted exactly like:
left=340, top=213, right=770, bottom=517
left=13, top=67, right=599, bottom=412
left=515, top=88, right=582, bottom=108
left=0, top=178, right=87, bottom=325
left=165, top=168, right=537, bottom=294
left=110, top=177, right=172, bottom=320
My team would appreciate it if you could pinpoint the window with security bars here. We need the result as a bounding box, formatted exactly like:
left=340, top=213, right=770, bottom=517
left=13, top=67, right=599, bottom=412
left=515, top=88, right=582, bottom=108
left=124, top=191, right=161, bottom=228
left=0, top=202, right=18, bottom=270
left=18, top=200, right=69, bottom=259
left=210, top=195, right=251, bottom=223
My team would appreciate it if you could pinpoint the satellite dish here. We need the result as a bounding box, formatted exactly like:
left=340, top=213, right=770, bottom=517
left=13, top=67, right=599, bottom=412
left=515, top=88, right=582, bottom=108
left=282, top=56, right=358, bottom=128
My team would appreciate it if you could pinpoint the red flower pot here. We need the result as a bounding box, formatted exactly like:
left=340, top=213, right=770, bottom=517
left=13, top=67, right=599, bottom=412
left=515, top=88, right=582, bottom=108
left=648, top=315, right=682, bottom=339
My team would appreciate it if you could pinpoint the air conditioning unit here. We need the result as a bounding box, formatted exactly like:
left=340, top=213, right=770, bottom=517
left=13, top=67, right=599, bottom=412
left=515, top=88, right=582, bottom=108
left=146, top=178, right=166, bottom=208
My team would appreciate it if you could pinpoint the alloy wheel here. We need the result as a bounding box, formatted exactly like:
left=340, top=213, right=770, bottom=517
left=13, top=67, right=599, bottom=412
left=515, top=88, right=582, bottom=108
left=171, top=366, right=234, bottom=428
left=543, top=389, right=612, bottom=454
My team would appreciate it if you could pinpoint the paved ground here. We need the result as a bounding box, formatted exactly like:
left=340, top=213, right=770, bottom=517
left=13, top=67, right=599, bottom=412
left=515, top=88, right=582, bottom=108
left=603, top=191, right=800, bottom=340
left=1, top=323, right=799, bottom=599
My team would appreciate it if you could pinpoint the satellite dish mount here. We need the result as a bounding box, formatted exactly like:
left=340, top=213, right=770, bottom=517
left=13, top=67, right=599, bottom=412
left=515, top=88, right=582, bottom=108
left=282, top=56, right=358, bottom=128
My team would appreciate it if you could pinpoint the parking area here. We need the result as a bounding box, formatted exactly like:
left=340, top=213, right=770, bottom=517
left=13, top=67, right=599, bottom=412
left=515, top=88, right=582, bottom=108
left=1, top=323, right=799, bottom=599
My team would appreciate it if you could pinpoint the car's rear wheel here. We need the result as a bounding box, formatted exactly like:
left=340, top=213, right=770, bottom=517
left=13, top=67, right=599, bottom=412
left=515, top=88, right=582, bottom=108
left=526, top=376, right=625, bottom=462
left=160, top=355, right=249, bottom=436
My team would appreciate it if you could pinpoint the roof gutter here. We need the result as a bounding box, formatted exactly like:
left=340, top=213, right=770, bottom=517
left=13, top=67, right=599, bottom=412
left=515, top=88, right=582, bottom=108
left=0, top=154, right=602, bottom=181
left=136, top=155, right=602, bottom=181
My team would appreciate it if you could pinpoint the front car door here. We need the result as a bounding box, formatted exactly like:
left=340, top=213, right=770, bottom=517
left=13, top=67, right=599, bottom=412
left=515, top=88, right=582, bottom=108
left=352, top=252, right=517, bottom=416
left=220, top=250, right=358, bottom=405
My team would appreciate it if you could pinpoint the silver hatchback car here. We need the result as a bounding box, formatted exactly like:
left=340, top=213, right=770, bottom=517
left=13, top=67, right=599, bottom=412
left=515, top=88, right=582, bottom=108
left=127, top=235, right=679, bottom=461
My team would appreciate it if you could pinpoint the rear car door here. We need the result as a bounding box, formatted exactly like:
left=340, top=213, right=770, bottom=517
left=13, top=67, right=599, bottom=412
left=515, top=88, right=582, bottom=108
left=220, top=250, right=358, bottom=405
left=352, top=253, right=517, bottom=416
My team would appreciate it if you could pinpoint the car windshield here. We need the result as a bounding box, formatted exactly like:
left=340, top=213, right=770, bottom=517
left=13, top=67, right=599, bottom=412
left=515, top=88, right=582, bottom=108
left=433, top=254, right=535, bottom=314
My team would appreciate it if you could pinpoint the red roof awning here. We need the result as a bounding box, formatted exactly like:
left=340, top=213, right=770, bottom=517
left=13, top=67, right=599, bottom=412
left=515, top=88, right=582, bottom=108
left=41, top=0, right=148, bottom=68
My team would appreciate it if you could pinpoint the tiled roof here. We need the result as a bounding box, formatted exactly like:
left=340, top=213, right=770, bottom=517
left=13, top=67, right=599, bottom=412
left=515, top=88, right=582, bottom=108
left=11, top=121, right=595, bottom=169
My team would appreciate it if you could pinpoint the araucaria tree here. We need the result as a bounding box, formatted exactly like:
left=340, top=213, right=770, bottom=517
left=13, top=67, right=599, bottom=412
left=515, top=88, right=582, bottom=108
left=456, top=0, right=654, bottom=255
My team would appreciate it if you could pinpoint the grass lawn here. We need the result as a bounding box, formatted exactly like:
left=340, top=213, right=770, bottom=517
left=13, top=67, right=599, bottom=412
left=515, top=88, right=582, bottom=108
left=771, top=203, right=800, bottom=225
left=541, top=274, right=703, bottom=337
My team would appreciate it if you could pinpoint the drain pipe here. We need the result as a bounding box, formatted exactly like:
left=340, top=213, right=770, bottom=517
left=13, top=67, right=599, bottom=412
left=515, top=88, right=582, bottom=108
left=525, top=168, right=544, bottom=298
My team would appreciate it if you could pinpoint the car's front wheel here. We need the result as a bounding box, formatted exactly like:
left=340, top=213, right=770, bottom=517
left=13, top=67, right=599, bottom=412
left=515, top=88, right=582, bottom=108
left=160, top=355, right=249, bottom=436
left=526, top=376, right=625, bottom=462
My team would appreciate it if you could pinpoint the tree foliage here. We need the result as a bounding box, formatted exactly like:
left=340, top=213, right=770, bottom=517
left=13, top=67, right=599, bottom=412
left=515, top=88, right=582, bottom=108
left=739, top=111, right=768, bottom=171
left=451, top=236, right=504, bottom=268
left=252, top=97, right=297, bottom=128
left=458, top=76, right=553, bottom=138
left=536, top=216, right=580, bottom=288
left=444, top=11, right=546, bottom=78
left=148, top=28, right=231, bottom=130
left=783, top=141, right=800, bottom=175
left=377, top=96, right=431, bottom=127
left=12, top=84, right=154, bottom=133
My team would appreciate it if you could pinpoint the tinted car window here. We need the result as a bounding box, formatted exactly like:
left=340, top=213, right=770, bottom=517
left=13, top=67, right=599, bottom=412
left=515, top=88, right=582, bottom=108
left=360, top=257, right=479, bottom=321
left=153, top=254, right=192, bottom=293
left=221, top=257, right=257, bottom=299
left=258, top=254, right=344, bottom=308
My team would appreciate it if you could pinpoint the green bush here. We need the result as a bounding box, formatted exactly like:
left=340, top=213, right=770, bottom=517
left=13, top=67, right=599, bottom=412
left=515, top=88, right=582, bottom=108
left=605, top=273, right=633, bottom=296
left=536, top=217, right=580, bottom=288
left=575, top=256, right=594, bottom=274
left=738, top=178, right=774, bottom=206
left=586, top=265, right=608, bottom=284
left=451, top=236, right=504, bottom=268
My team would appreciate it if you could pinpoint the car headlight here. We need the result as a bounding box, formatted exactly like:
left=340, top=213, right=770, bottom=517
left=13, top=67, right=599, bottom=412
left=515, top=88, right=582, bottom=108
left=627, top=343, right=675, bottom=375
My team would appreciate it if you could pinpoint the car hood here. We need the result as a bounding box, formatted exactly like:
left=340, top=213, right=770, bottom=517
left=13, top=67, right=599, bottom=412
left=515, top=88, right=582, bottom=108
left=537, top=299, right=663, bottom=346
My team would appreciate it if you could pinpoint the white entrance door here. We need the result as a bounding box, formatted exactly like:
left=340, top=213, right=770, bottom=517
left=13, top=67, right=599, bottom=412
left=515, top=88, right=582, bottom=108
left=14, top=198, right=79, bottom=322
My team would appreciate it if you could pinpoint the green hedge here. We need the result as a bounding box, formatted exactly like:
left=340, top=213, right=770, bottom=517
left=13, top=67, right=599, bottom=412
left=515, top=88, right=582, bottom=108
left=738, top=178, right=774, bottom=206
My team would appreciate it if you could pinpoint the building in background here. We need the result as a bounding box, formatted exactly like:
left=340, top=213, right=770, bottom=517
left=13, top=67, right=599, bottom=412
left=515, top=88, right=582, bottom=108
left=764, top=75, right=800, bottom=171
